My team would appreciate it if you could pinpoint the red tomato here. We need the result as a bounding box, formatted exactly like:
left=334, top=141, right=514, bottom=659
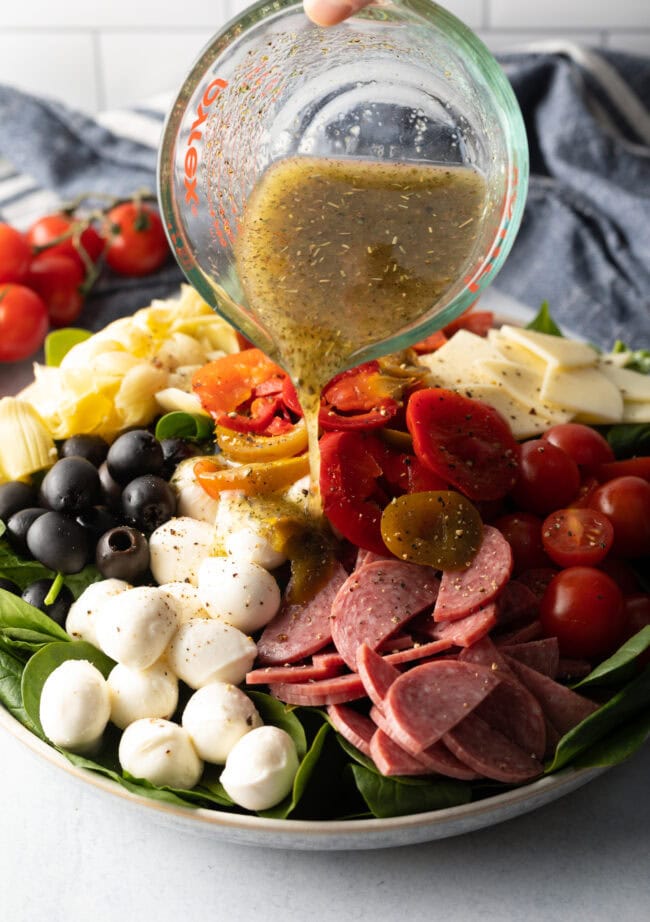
left=26, top=252, right=85, bottom=327
left=27, top=213, right=105, bottom=269
left=105, top=202, right=169, bottom=276
left=494, top=512, right=550, bottom=575
left=0, top=284, right=49, bottom=361
left=540, top=566, right=626, bottom=659
left=541, top=507, right=613, bottom=568
left=542, top=423, right=614, bottom=468
left=510, top=439, right=580, bottom=516
left=442, top=309, right=494, bottom=338
left=589, top=476, right=650, bottom=558
left=596, top=456, right=650, bottom=483
left=0, top=223, right=31, bottom=284
left=406, top=387, right=519, bottom=501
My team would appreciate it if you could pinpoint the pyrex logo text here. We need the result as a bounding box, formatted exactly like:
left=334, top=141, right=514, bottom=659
left=184, top=78, right=228, bottom=216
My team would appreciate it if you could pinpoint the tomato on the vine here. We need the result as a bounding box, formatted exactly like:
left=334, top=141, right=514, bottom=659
left=105, top=202, right=169, bottom=276
left=27, top=213, right=105, bottom=269
left=541, top=507, right=613, bottom=568
left=589, top=476, right=650, bottom=558
left=0, top=223, right=31, bottom=284
left=26, top=252, right=85, bottom=327
left=0, top=284, right=49, bottom=361
left=510, top=439, right=580, bottom=516
left=540, top=566, right=626, bottom=659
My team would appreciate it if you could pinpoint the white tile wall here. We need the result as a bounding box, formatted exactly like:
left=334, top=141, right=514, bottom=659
left=0, top=0, right=648, bottom=113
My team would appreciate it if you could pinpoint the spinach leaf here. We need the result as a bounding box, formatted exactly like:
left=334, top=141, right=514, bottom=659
left=21, top=640, right=115, bottom=737
left=155, top=411, right=214, bottom=442
left=0, top=588, right=69, bottom=640
left=547, top=665, right=650, bottom=772
left=568, top=710, right=650, bottom=770
left=0, top=626, right=68, bottom=658
left=248, top=690, right=307, bottom=759
left=0, top=646, right=35, bottom=732
left=44, top=328, right=92, bottom=367
left=525, top=301, right=563, bottom=337
left=611, top=340, right=650, bottom=375
left=259, top=721, right=331, bottom=819
left=606, top=423, right=650, bottom=459
left=350, top=764, right=471, bottom=818
left=0, top=539, right=101, bottom=597
left=573, top=626, right=650, bottom=690
left=335, top=729, right=379, bottom=773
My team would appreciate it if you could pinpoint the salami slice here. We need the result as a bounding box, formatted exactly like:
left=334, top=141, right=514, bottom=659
left=257, top=561, right=348, bottom=665
left=495, top=580, right=539, bottom=628
left=557, top=658, right=592, bottom=681
left=269, top=672, right=365, bottom=706
left=383, top=660, right=501, bottom=753
left=355, top=548, right=392, bottom=570
left=383, top=638, right=453, bottom=666
left=312, top=651, right=346, bottom=671
left=496, top=620, right=544, bottom=645
left=432, top=603, right=498, bottom=647
left=330, top=559, right=440, bottom=670
left=357, top=643, right=400, bottom=706
left=444, top=713, right=543, bottom=783
left=327, top=704, right=375, bottom=757
left=369, top=729, right=429, bottom=776
left=246, top=658, right=344, bottom=685
left=500, top=638, right=560, bottom=679
left=504, top=656, right=599, bottom=736
left=515, top=567, right=559, bottom=600
left=433, top=526, right=513, bottom=622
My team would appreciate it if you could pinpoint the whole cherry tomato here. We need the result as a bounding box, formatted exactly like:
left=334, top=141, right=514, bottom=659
left=0, top=223, right=31, bottom=284
left=510, top=439, right=580, bottom=516
left=26, top=252, right=85, bottom=327
left=105, top=202, right=169, bottom=276
left=542, top=422, right=614, bottom=469
left=589, top=476, right=650, bottom=558
left=0, top=284, right=49, bottom=362
left=494, top=511, right=550, bottom=575
left=27, top=213, right=105, bottom=270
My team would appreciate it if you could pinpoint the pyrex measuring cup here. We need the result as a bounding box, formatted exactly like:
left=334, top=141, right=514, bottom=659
left=158, top=0, right=528, bottom=369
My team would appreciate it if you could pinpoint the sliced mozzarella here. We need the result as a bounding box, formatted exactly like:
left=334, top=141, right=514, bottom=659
left=159, top=582, right=211, bottom=625
left=107, top=661, right=179, bottom=730
left=220, top=726, right=299, bottom=811
left=498, top=325, right=599, bottom=368
left=541, top=365, right=623, bottom=423
left=621, top=400, right=650, bottom=423
left=453, top=384, right=558, bottom=439
left=167, top=618, right=257, bottom=689
left=198, top=557, right=281, bottom=633
left=419, top=329, right=502, bottom=387
left=149, top=516, right=216, bottom=586
left=95, top=586, right=178, bottom=670
left=118, top=718, right=203, bottom=789
left=40, top=660, right=111, bottom=755
left=597, top=360, right=650, bottom=402
left=182, top=682, right=263, bottom=764
left=65, top=578, right=131, bottom=647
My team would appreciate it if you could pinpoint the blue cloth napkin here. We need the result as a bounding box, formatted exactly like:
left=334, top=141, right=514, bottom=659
left=1, top=45, right=649, bottom=358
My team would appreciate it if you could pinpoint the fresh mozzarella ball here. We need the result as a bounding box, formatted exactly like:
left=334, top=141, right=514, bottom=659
left=167, top=618, right=256, bottom=689
left=197, top=557, right=281, bottom=633
left=65, top=579, right=131, bottom=647
left=220, top=726, right=299, bottom=811
left=149, top=516, right=215, bottom=586
left=171, top=458, right=220, bottom=523
left=182, top=682, right=263, bottom=764
left=118, top=718, right=203, bottom=789
left=107, top=661, right=179, bottom=730
left=223, top=526, right=286, bottom=570
left=283, top=474, right=311, bottom=511
left=95, top=586, right=177, bottom=670
left=159, top=582, right=210, bottom=625
left=40, top=660, right=111, bottom=754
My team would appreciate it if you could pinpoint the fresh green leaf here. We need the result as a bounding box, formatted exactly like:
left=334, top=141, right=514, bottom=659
left=547, top=665, right=650, bottom=773
left=611, top=341, right=650, bottom=375
left=0, top=646, right=36, bottom=732
left=573, top=627, right=650, bottom=690
left=350, top=764, right=471, bottom=818
left=260, top=721, right=331, bottom=819
left=0, top=626, right=68, bottom=658
left=606, top=423, right=650, bottom=460
left=44, top=328, right=92, bottom=367
left=155, top=412, right=214, bottom=442
left=525, top=301, right=563, bottom=337
left=194, top=776, right=235, bottom=807
left=568, top=710, right=650, bottom=770
left=21, top=640, right=115, bottom=737
left=0, top=539, right=101, bottom=597
left=335, top=730, right=380, bottom=772
left=0, top=588, right=69, bottom=640
left=248, top=690, right=307, bottom=759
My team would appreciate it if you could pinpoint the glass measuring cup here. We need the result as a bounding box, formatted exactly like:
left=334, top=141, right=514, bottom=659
left=158, top=0, right=528, bottom=372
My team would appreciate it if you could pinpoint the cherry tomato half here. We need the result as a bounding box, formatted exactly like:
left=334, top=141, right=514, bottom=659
left=105, top=202, right=169, bottom=276
left=589, top=476, right=650, bottom=558
left=540, top=566, right=626, bottom=659
left=26, top=252, right=85, bottom=327
left=27, top=213, right=105, bottom=270
left=494, top=512, right=550, bottom=575
left=510, top=439, right=580, bottom=517
left=541, top=507, right=613, bottom=568
left=0, top=223, right=31, bottom=284
left=542, top=423, right=614, bottom=468
left=0, top=284, right=49, bottom=362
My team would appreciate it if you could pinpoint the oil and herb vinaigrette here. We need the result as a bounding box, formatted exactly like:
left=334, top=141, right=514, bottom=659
left=235, top=155, right=487, bottom=517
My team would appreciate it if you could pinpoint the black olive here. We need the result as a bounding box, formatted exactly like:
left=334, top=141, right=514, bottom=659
left=98, top=461, right=122, bottom=512
left=96, top=526, right=150, bottom=581
left=76, top=506, right=119, bottom=543
left=21, top=578, right=74, bottom=627
left=160, top=437, right=200, bottom=479
left=0, top=578, right=21, bottom=595
left=6, top=507, right=47, bottom=556
left=40, top=457, right=101, bottom=515
left=0, top=481, right=38, bottom=521
left=26, top=511, right=91, bottom=574
left=60, top=434, right=109, bottom=467
left=106, top=429, right=164, bottom=485
left=121, top=475, right=177, bottom=533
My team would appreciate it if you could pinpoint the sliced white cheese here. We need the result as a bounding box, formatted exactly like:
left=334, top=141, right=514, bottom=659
left=597, top=360, right=650, bottom=402
left=621, top=400, right=650, bottom=423
left=541, top=365, right=623, bottom=423
left=419, top=329, right=503, bottom=387
left=499, top=324, right=599, bottom=368
left=454, top=383, right=556, bottom=439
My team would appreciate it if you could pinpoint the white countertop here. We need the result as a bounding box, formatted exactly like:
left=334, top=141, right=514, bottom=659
left=1, top=725, right=649, bottom=922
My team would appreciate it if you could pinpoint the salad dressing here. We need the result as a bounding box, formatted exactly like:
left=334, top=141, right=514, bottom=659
left=236, top=155, right=487, bottom=516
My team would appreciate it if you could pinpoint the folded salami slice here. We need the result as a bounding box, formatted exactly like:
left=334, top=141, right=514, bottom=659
left=357, top=643, right=400, bottom=706
left=432, top=603, right=498, bottom=647
left=369, top=729, right=430, bottom=776
left=504, top=656, right=599, bottom=736
left=443, top=713, right=543, bottom=783
left=433, top=526, right=513, bottom=622
left=257, top=561, right=348, bottom=665
left=246, top=658, right=344, bottom=685
left=330, top=560, right=440, bottom=670
left=500, top=638, right=560, bottom=679
left=327, top=704, right=375, bottom=757
left=269, top=672, right=365, bottom=706
left=383, top=660, right=501, bottom=753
